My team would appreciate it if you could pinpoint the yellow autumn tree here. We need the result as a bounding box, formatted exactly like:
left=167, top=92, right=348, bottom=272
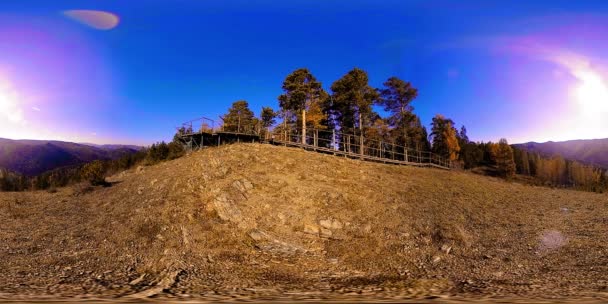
left=430, top=114, right=460, bottom=161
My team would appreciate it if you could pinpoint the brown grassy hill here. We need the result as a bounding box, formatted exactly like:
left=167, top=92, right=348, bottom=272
left=1, top=143, right=608, bottom=301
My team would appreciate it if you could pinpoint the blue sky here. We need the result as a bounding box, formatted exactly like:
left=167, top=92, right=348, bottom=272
left=1, top=0, right=608, bottom=145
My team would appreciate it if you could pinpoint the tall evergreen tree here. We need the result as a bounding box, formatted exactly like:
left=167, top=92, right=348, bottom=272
left=330, top=68, right=380, bottom=135
left=260, top=107, right=277, bottom=140
left=260, top=107, right=277, bottom=129
left=278, top=68, right=325, bottom=144
left=222, top=100, right=255, bottom=133
left=378, top=76, right=419, bottom=148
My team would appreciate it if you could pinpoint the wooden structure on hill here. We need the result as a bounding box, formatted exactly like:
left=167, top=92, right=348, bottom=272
left=176, top=116, right=452, bottom=170
left=175, top=117, right=260, bottom=150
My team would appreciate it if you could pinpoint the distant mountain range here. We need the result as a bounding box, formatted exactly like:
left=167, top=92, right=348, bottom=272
left=0, top=138, right=142, bottom=176
left=514, top=138, right=608, bottom=169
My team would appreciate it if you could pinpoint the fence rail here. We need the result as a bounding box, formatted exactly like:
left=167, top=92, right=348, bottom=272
left=176, top=116, right=260, bottom=136
left=269, top=128, right=452, bottom=169
left=176, top=117, right=452, bottom=170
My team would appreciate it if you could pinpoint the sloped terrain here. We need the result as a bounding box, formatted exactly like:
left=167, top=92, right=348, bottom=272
left=1, top=143, right=608, bottom=301
left=0, top=138, right=140, bottom=176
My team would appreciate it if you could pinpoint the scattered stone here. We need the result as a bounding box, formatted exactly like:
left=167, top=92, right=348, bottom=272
left=440, top=244, right=452, bottom=254
left=277, top=213, right=287, bottom=224
left=137, top=187, right=144, bottom=195
left=320, top=219, right=343, bottom=230
left=321, top=228, right=333, bottom=238
left=127, top=269, right=183, bottom=298
left=432, top=255, right=442, bottom=264
left=304, top=224, right=320, bottom=235
left=129, top=274, right=146, bottom=286
left=218, top=166, right=230, bottom=177
left=233, top=179, right=254, bottom=192
left=212, top=194, right=243, bottom=222
left=248, top=229, right=266, bottom=242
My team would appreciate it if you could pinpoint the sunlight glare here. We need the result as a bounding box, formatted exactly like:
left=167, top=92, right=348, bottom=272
left=574, top=70, right=608, bottom=117
left=0, top=82, right=24, bottom=124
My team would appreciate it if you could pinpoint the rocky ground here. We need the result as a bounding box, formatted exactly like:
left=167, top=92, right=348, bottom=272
left=1, top=143, right=608, bottom=302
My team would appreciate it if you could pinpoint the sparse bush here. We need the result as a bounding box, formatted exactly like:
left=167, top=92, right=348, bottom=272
left=82, top=160, right=108, bottom=186
left=167, top=141, right=185, bottom=160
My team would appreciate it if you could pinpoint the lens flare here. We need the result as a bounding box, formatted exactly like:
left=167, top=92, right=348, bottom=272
left=63, top=10, right=120, bottom=30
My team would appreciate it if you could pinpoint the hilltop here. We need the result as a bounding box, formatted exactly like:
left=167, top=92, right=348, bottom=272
left=0, top=138, right=141, bottom=176
left=515, top=138, right=608, bottom=169
left=1, top=143, right=608, bottom=301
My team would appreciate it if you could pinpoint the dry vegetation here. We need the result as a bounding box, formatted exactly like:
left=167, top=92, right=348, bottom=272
left=1, top=143, right=608, bottom=301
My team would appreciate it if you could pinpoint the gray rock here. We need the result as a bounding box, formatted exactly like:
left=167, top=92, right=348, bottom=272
left=320, top=219, right=343, bottom=230
left=212, top=194, right=242, bottom=222
left=233, top=179, right=254, bottom=193
left=129, top=274, right=146, bottom=286
left=248, top=229, right=266, bottom=242
left=320, top=228, right=333, bottom=238
left=304, top=224, right=320, bottom=235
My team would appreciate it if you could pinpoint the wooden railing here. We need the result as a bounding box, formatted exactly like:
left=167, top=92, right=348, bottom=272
left=176, top=117, right=452, bottom=170
left=269, top=128, right=452, bottom=170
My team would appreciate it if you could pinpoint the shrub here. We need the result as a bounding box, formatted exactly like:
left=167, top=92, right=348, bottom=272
left=82, top=160, right=107, bottom=186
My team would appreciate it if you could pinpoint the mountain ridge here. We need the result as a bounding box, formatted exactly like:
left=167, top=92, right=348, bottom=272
left=514, top=138, right=608, bottom=168
left=0, top=138, right=141, bottom=176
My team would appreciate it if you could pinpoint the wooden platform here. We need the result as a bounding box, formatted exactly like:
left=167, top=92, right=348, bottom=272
left=178, top=131, right=260, bottom=149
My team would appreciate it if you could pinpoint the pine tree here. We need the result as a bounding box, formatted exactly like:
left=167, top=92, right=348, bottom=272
left=222, top=100, right=255, bottom=133
left=331, top=68, right=380, bottom=135
left=278, top=68, right=326, bottom=144
left=378, top=76, right=418, bottom=148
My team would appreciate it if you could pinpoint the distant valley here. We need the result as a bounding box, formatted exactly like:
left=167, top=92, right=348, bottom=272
left=515, top=138, right=608, bottom=169
left=0, top=138, right=141, bottom=176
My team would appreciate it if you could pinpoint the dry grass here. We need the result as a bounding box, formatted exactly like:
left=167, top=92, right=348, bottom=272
left=1, top=143, right=608, bottom=300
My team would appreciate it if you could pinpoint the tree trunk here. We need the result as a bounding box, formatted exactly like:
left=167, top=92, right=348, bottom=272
left=302, top=109, right=306, bottom=145
left=359, top=112, right=363, bottom=156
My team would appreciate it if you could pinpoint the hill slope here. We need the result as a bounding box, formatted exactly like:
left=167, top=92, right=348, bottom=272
left=1, top=143, right=608, bottom=300
left=515, top=138, right=608, bottom=168
left=0, top=138, right=140, bottom=176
